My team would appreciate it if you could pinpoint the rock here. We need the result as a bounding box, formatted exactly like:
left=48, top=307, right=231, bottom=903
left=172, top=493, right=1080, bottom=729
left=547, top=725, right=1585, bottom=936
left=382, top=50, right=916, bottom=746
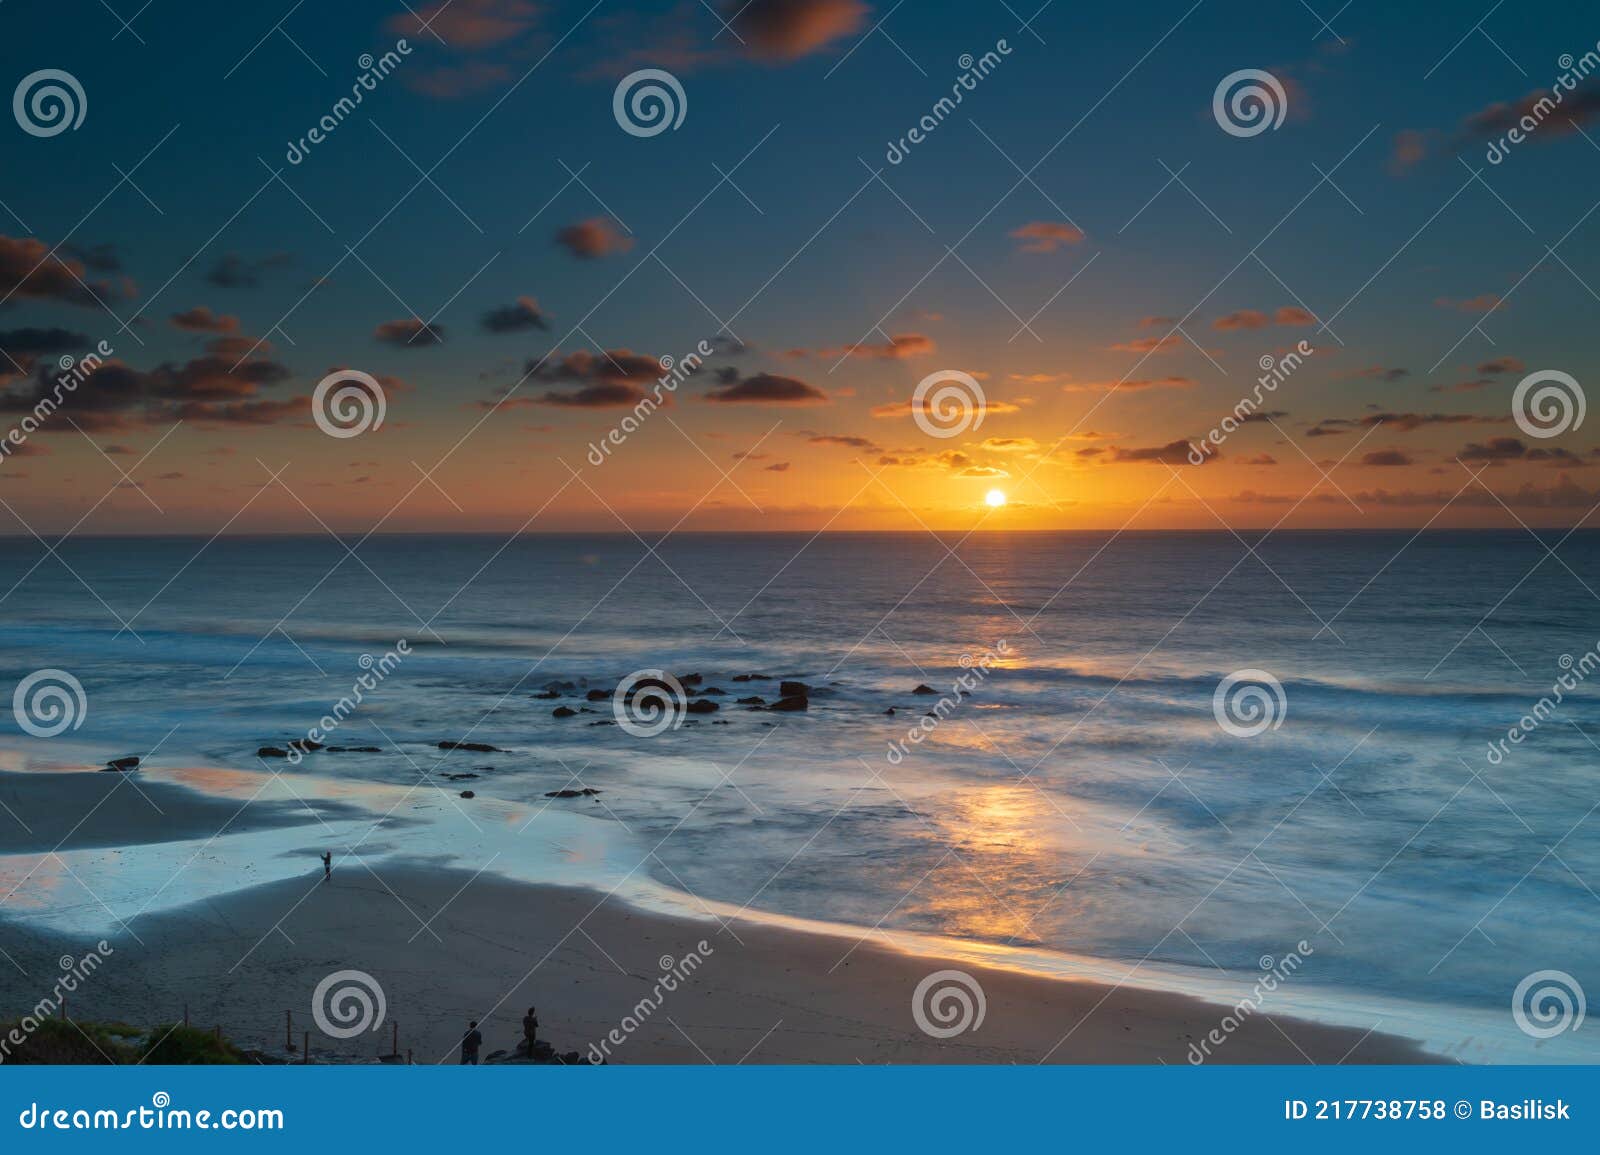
left=912, top=684, right=937, bottom=695
left=732, top=674, right=772, bottom=682
left=443, top=772, right=479, bottom=781
left=884, top=707, right=896, bottom=715
left=288, top=739, right=324, bottom=754
left=736, top=696, right=766, bottom=706
left=545, top=788, right=602, bottom=798
left=257, top=746, right=288, bottom=758
left=701, top=687, right=726, bottom=696
left=552, top=706, right=577, bottom=718
left=679, top=673, right=703, bottom=686
left=779, top=681, right=810, bottom=697
left=767, top=695, right=809, bottom=712
left=585, top=689, right=610, bottom=702
left=327, top=745, right=381, bottom=753
left=104, top=756, right=140, bottom=771
left=533, top=690, right=560, bottom=700
left=685, top=699, right=719, bottom=714
left=437, top=741, right=503, bottom=753
left=459, top=790, right=475, bottom=799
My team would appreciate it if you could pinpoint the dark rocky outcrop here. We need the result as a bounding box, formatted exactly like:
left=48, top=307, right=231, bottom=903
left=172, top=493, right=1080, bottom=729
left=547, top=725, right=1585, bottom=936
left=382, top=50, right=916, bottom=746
left=437, top=741, right=503, bottom=753
left=766, top=695, right=809, bottom=712
left=257, top=746, right=288, bottom=758
left=552, top=706, right=577, bottom=718
left=912, top=684, right=937, bottom=695
left=685, top=699, right=719, bottom=714
left=104, top=756, right=140, bottom=772
left=779, top=681, right=810, bottom=697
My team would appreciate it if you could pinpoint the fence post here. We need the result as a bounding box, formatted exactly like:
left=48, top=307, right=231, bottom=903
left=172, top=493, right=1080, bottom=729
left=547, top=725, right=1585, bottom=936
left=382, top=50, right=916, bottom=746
left=286, top=1010, right=293, bottom=1050
left=303, top=1031, right=309, bottom=1064
left=392, top=1021, right=399, bottom=1057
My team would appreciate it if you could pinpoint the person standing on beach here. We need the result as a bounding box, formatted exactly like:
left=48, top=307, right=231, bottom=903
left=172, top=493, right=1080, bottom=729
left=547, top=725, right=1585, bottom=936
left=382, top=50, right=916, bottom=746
left=461, top=1020, right=483, bottom=1065
left=522, top=1006, right=539, bottom=1056
left=321, top=851, right=331, bottom=881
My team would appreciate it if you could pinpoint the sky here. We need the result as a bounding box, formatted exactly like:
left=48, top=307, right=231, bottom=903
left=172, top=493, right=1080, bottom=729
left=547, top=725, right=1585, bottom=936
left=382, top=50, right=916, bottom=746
left=1, top=0, right=1598, bottom=533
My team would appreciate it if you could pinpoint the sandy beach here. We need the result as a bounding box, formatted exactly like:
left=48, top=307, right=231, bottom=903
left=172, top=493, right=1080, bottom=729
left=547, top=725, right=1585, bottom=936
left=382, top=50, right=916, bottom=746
left=0, top=767, right=1439, bottom=1065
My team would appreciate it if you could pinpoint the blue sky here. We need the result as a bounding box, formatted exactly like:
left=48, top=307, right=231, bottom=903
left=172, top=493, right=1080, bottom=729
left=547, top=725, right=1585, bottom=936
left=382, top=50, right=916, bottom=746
left=2, top=0, right=1597, bottom=531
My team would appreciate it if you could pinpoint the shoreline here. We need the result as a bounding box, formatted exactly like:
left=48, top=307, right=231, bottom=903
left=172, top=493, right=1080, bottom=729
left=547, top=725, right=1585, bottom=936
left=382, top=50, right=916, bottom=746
left=0, top=760, right=1541, bottom=1064
left=1, top=862, right=1441, bottom=1065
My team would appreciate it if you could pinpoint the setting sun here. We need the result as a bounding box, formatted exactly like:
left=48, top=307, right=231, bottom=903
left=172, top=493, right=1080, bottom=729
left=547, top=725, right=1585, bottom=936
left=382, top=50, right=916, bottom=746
left=985, top=489, right=1007, bottom=508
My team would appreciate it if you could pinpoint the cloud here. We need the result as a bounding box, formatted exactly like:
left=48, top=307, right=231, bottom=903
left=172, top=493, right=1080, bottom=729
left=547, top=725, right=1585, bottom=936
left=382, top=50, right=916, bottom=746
left=1353, top=366, right=1409, bottom=382
left=540, top=382, right=656, bottom=409
left=721, top=0, right=867, bottom=59
left=808, top=433, right=879, bottom=450
left=387, top=0, right=538, bottom=49
left=374, top=318, right=446, bottom=346
left=530, top=348, right=662, bottom=386
left=1010, top=221, right=1085, bottom=253
left=1109, top=335, right=1183, bottom=354
left=0, top=235, right=123, bottom=307
left=1238, top=453, right=1277, bottom=465
left=820, top=332, right=935, bottom=360
left=1106, top=440, right=1212, bottom=465
left=1477, top=356, right=1524, bottom=375
left=1459, top=436, right=1528, bottom=462
left=1213, top=309, right=1268, bottom=331
left=555, top=218, right=634, bottom=259
left=1312, top=411, right=1507, bottom=434
left=59, top=242, right=120, bottom=272
left=1435, top=294, right=1502, bottom=314
left=1138, top=315, right=1177, bottom=329
left=170, top=307, right=239, bottom=333
left=1233, top=474, right=1600, bottom=509
left=764, top=462, right=791, bottom=472
left=480, top=296, right=549, bottom=333
left=169, top=397, right=312, bottom=426
left=0, top=327, right=90, bottom=362
left=0, top=350, right=297, bottom=430
left=1463, top=86, right=1600, bottom=141
left=979, top=437, right=1038, bottom=452
left=1065, top=375, right=1195, bottom=393
left=206, top=251, right=291, bottom=289
left=1389, top=129, right=1427, bottom=174
left=1213, top=306, right=1315, bottom=330
left=705, top=372, right=827, bottom=404
left=870, top=398, right=1021, bottom=418
left=1361, top=449, right=1415, bottom=466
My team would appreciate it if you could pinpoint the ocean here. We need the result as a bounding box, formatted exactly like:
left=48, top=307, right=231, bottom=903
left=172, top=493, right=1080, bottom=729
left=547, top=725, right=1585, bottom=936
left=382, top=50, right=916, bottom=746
left=2, top=530, right=1597, bottom=1060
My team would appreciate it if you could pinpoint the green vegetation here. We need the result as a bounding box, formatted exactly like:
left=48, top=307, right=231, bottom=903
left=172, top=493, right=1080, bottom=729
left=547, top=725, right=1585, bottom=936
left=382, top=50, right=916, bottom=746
left=0, top=1019, right=246, bottom=1065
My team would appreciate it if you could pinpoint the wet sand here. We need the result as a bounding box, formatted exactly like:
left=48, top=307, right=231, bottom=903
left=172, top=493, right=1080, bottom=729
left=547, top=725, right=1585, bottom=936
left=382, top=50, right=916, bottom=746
left=1, top=854, right=1439, bottom=1064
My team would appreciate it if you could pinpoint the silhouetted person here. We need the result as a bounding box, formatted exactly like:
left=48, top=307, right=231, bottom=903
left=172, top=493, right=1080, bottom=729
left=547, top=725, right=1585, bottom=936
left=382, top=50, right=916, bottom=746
left=321, top=851, right=331, bottom=881
left=461, top=1020, right=483, bottom=1065
left=522, top=1007, right=539, bottom=1055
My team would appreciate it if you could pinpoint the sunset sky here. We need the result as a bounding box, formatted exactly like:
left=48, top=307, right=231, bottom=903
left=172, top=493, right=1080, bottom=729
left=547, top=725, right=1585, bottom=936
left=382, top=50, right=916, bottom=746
left=1, top=0, right=1597, bottom=533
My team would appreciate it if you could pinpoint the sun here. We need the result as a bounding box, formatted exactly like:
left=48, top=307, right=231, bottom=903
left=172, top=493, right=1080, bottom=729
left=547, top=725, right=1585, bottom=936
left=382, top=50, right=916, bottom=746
left=984, top=488, right=1007, bottom=508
